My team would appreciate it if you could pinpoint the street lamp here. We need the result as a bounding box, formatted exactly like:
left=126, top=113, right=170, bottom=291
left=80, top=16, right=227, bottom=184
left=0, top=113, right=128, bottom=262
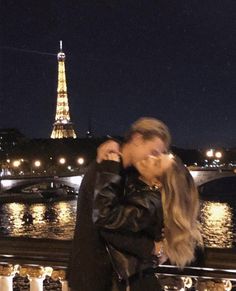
left=206, top=149, right=214, bottom=158
left=34, top=160, right=41, bottom=168
left=215, top=151, right=222, bottom=159
left=205, top=149, right=223, bottom=168
left=12, top=160, right=21, bottom=176
left=12, top=160, right=21, bottom=168
left=32, top=160, right=42, bottom=175
left=59, top=157, right=66, bottom=165
left=77, top=157, right=85, bottom=165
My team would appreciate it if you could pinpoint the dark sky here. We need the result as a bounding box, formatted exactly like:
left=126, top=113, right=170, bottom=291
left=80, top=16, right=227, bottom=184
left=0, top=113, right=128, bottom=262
left=0, top=0, right=235, bottom=149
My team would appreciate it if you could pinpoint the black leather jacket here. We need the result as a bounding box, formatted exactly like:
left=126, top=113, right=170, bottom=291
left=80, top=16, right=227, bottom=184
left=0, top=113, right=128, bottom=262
left=93, top=160, right=164, bottom=281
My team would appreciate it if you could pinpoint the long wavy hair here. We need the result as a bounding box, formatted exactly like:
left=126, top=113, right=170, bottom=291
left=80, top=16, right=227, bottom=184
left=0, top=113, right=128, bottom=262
left=158, top=155, right=203, bottom=268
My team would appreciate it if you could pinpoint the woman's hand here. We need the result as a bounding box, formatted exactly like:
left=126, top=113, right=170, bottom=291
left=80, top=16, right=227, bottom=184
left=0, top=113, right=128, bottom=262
left=154, top=240, right=168, bottom=265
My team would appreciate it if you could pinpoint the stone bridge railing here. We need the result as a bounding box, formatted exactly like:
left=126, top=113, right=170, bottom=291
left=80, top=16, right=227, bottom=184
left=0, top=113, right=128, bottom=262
left=0, top=237, right=235, bottom=291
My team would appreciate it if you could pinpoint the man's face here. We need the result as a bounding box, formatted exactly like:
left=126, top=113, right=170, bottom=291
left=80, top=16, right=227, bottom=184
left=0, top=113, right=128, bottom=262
left=130, top=134, right=167, bottom=165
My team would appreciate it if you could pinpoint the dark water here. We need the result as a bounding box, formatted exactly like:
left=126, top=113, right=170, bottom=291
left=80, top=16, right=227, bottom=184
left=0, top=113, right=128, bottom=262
left=0, top=196, right=235, bottom=248
left=0, top=200, right=77, bottom=240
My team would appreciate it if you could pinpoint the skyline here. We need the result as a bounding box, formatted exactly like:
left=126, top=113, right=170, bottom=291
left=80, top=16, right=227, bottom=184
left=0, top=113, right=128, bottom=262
left=0, top=0, right=236, bottom=149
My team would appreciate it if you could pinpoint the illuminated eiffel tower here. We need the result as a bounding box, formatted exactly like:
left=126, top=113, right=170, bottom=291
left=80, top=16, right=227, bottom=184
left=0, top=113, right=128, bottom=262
left=51, top=41, right=77, bottom=139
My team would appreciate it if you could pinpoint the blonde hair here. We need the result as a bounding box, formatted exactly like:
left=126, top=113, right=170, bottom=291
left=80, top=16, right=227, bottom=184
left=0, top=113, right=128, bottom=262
left=158, top=156, right=203, bottom=268
left=125, top=117, right=171, bottom=149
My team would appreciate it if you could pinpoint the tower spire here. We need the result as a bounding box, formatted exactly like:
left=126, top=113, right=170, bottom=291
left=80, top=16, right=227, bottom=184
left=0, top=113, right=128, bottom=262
left=51, top=41, right=77, bottom=139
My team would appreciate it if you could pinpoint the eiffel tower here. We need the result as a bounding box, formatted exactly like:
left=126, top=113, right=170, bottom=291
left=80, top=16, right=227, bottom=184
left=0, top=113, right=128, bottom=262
left=51, top=41, right=77, bottom=139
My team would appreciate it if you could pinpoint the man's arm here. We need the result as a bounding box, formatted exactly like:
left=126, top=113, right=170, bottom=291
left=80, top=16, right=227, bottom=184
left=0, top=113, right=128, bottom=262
left=100, top=229, right=155, bottom=260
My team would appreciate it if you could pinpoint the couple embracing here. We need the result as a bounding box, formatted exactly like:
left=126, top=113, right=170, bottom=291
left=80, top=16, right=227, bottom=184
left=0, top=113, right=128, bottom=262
left=68, top=117, right=203, bottom=291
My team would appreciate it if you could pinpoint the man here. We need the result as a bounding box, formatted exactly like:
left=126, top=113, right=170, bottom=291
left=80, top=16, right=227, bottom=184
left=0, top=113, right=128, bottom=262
left=68, top=117, right=171, bottom=291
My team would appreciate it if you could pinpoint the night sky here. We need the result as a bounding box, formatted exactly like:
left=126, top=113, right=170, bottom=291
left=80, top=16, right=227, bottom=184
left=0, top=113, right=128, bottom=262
left=0, top=0, right=235, bottom=149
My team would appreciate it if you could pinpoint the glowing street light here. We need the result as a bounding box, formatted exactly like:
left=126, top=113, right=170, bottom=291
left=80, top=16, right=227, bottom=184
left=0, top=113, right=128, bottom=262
left=206, top=149, right=214, bottom=158
left=59, top=157, right=66, bottom=165
left=77, top=157, right=84, bottom=165
left=215, top=151, right=222, bottom=159
left=12, top=160, right=21, bottom=168
left=34, top=160, right=41, bottom=167
left=205, top=149, right=224, bottom=168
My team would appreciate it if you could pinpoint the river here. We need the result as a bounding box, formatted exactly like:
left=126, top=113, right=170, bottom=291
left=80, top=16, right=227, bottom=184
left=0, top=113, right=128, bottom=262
left=0, top=195, right=235, bottom=248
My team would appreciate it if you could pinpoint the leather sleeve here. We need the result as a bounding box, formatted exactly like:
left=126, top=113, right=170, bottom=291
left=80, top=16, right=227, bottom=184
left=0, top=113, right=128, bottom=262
left=100, top=230, right=154, bottom=260
left=93, top=161, right=162, bottom=232
left=92, top=160, right=161, bottom=259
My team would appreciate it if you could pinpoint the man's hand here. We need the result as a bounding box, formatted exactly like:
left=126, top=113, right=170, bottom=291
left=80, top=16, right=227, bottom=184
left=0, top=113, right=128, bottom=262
left=96, top=140, right=120, bottom=163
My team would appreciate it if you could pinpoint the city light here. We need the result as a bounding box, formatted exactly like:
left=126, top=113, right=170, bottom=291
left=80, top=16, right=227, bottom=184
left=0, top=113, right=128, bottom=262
left=206, top=149, right=214, bottom=158
left=215, top=151, right=223, bottom=159
left=59, top=157, right=66, bottom=165
left=205, top=149, right=224, bottom=168
left=34, top=160, right=41, bottom=167
left=12, top=160, right=21, bottom=168
left=77, top=157, right=84, bottom=165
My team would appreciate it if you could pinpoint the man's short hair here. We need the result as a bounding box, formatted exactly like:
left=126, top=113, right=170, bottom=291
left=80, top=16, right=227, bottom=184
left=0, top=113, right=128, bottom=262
left=125, top=117, right=171, bottom=149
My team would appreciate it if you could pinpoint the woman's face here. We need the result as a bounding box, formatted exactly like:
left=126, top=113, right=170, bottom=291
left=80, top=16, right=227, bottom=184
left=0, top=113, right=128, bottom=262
left=135, top=154, right=173, bottom=183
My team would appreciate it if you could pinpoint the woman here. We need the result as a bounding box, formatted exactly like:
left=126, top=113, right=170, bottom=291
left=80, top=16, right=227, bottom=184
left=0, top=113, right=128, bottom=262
left=93, top=153, right=203, bottom=290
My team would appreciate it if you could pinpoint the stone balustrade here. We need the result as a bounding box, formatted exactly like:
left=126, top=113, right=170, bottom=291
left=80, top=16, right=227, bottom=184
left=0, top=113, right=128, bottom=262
left=0, top=263, right=68, bottom=291
left=0, top=262, right=235, bottom=290
left=0, top=237, right=235, bottom=290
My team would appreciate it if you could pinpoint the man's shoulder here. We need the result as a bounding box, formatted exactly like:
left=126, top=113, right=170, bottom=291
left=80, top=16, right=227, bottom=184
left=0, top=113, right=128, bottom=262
left=79, top=161, right=98, bottom=188
left=85, top=160, right=97, bottom=173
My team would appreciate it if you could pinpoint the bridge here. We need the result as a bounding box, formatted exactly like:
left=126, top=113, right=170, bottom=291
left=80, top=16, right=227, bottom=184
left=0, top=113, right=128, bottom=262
left=0, top=174, right=83, bottom=193
left=189, top=167, right=236, bottom=186
left=0, top=168, right=235, bottom=193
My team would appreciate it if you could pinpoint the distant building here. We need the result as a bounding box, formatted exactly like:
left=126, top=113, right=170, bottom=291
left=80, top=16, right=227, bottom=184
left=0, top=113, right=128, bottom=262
left=0, top=128, right=26, bottom=157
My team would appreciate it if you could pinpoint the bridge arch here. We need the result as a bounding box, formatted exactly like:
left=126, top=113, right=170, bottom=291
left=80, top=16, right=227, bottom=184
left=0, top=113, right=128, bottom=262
left=0, top=175, right=83, bottom=193
left=190, top=169, right=236, bottom=187
left=198, top=176, right=236, bottom=196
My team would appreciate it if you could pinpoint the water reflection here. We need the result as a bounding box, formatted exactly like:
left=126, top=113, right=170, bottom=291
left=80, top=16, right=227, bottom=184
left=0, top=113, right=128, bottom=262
left=55, top=202, right=72, bottom=224
left=0, top=198, right=235, bottom=248
left=200, top=200, right=234, bottom=248
left=0, top=201, right=77, bottom=240
left=6, top=203, right=25, bottom=235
